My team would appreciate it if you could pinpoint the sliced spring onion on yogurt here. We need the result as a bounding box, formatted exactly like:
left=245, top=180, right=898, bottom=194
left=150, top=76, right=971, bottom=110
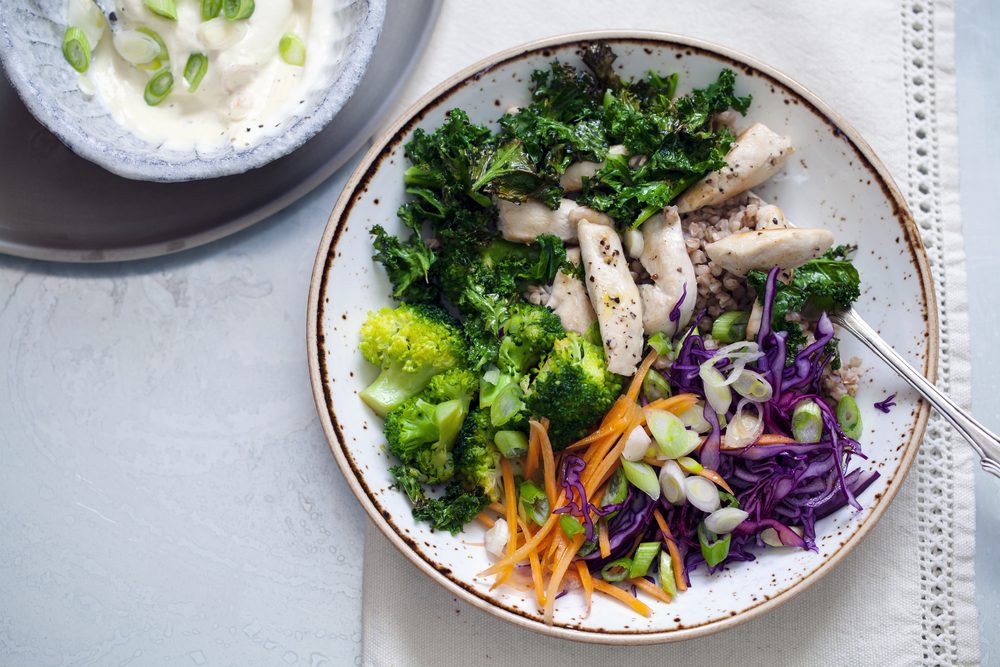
left=135, top=27, right=169, bottom=70
left=279, top=33, right=307, bottom=66
left=196, top=17, right=248, bottom=50
left=183, top=53, right=209, bottom=92
left=144, top=69, right=174, bottom=106
left=144, top=0, right=178, bottom=20
left=201, top=0, right=223, bottom=20
left=113, top=30, right=162, bottom=66
left=62, top=27, right=91, bottom=73
left=223, top=0, right=255, bottom=20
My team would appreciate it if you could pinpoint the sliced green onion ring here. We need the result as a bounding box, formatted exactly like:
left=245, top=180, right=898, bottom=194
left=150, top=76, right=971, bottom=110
left=731, top=368, right=773, bottom=402
left=684, top=476, right=721, bottom=513
left=641, top=369, right=672, bottom=403
left=698, top=522, right=731, bottom=567
left=699, top=364, right=733, bottom=415
left=628, top=542, right=661, bottom=579
left=836, top=394, right=863, bottom=439
left=792, top=400, right=824, bottom=443
left=224, top=0, right=255, bottom=20
left=620, top=459, right=660, bottom=501
left=201, top=0, right=223, bottom=20
left=144, top=0, right=177, bottom=19
left=704, top=507, right=749, bottom=534
left=659, top=460, right=687, bottom=505
left=711, top=311, right=750, bottom=343
left=62, top=27, right=91, bottom=73
left=722, top=398, right=764, bottom=450
left=559, top=514, right=584, bottom=539
left=183, top=53, right=209, bottom=92
left=647, top=331, right=672, bottom=357
left=602, top=467, right=628, bottom=515
left=136, top=27, right=169, bottom=70
left=113, top=30, right=161, bottom=66
left=279, top=33, right=307, bottom=66
left=494, top=430, right=528, bottom=459
left=659, top=551, right=677, bottom=597
left=518, top=480, right=549, bottom=526
left=621, top=426, right=652, bottom=462
left=646, top=409, right=697, bottom=459
left=600, top=557, right=632, bottom=582
left=143, top=69, right=174, bottom=106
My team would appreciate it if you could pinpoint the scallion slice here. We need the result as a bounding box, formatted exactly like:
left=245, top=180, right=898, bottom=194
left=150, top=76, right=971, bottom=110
left=659, top=551, right=677, bottom=597
left=518, top=480, right=549, bottom=526
left=183, top=53, right=209, bottom=92
left=494, top=430, right=528, bottom=459
left=559, top=514, right=584, bottom=539
left=224, top=0, right=255, bottom=20
left=62, top=27, right=91, bottom=73
left=836, top=394, right=863, bottom=439
left=600, top=557, right=631, bottom=582
left=641, top=369, right=672, bottom=403
left=647, top=331, right=672, bottom=357
left=711, top=310, right=750, bottom=343
left=791, top=400, right=824, bottom=443
left=201, top=0, right=223, bottom=20
left=628, top=542, right=660, bottom=578
left=144, top=69, right=174, bottom=106
left=135, top=27, right=169, bottom=71
left=279, top=33, right=306, bottom=66
left=697, top=522, right=731, bottom=567
left=144, top=0, right=177, bottom=20
left=620, top=459, right=660, bottom=500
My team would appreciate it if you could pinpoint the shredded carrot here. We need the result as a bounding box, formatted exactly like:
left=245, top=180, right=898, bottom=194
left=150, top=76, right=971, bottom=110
left=543, top=533, right=586, bottom=624
left=487, top=502, right=505, bottom=514
left=524, top=422, right=541, bottom=479
left=629, top=576, right=672, bottom=604
left=564, top=419, right=627, bottom=451
left=532, top=419, right=558, bottom=511
left=644, top=393, right=698, bottom=416
left=480, top=503, right=561, bottom=575
left=626, top=349, right=659, bottom=402
left=652, top=508, right=688, bottom=593
left=697, top=467, right=735, bottom=494
left=598, top=519, right=611, bottom=558
left=642, top=457, right=665, bottom=467
left=591, top=579, right=652, bottom=617
left=516, top=517, right=546, bottom=608
left=492, top=459, right=519, bottom=589
left=756, top=433, right=797, bottom=445
left=585, top=407, right=644, bottom=492
left=476, top=512, right=496, bottom=528
left=575, top=560, right=593, bottom=615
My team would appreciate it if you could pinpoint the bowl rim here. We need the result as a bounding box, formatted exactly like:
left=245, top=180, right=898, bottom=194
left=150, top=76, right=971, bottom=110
left=306, top=30, right=938, bottom=644
left=0, top=0, right=386, bottom=182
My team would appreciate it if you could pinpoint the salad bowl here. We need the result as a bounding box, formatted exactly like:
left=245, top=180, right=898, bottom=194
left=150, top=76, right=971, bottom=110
left=306, top=32, right=937, bottom=643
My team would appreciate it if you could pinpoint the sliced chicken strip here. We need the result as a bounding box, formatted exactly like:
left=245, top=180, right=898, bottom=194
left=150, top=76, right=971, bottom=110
left=675, top=123, right=794, bottom=213
left=637, top=207, right=697, bottom=336
left=496, top=198, right=579, bottom=243
left=754, top=203, right=790, bottom=230
left=705, top=228, right=834, bottom=276
left=578, top=220, right=644, bottom=376
left=546, top=248, right=597, bottom=335
left=558, top=145, right=628, bottom=192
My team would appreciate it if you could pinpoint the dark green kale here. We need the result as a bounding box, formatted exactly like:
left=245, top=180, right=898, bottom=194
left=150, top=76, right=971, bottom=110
left=389, top=465, right=488, bottom=534
left=370, top=225, right=437, bottom=303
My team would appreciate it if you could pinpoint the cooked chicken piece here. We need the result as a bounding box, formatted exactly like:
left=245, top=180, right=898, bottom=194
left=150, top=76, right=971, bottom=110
left=546, top=248, right=597, bottom=335
left=578, top=220, right=644, bottom=375
left=754, top=203, right=790, bottom=230
left=705, top=228, right=834, bottom=276
left=637, top=207, right=697, bottom=336
left=496, top=198, right=579, bottom=243
left=675, top=123, right=794, bottom=213
left=568, top=205, right=615, bottom=228
left=558, top=145, right=627, bottom=192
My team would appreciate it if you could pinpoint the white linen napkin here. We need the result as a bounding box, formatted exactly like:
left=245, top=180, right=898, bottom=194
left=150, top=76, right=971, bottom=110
left=362, top=1, right=977, bottom=664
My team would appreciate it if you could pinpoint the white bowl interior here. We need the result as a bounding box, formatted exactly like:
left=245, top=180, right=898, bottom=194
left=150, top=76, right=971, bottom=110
left=313, top=38, right=933, bottom=640
left=0, top=0, right=383, bottom=181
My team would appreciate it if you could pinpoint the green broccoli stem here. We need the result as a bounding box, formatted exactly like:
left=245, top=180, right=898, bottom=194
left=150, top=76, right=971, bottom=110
left=360, top=363, right=440, bottom=417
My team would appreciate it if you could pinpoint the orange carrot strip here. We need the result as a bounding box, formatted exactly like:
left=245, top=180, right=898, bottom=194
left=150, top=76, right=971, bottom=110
left=697, top=467, right=735, bottom=494
left=626, top=349, right=659, bottom=403
left=533, top=420, right=558, bottom=511
left=598, top=519, right=611, bottom=558
left=585, top=407, right=644, bottom=492
left=492, top=459, right=519, bottom=589
left=476, top=512, right=496, bottom=528
left=643, top=457, right=665, bottom=467
left=756, top=433, right=797, bottom=445
left=524, top=422, right=541, bottom=480
left=517, top=517, right=546, bottom=608
left=576, top=560, right=593, bottom=615
left=564, top=420, right=627, bottom=451
left=591, top=579, right=652, bottom=617
left=480, top=501, right=563, bottom=576
left=652, top=508, right=688, bottom=593
left=629, top=576, right=672, bottom=604
left=487, top=502, right=505, bottom=514
left=543, top=533, right=586, bottom=625
left=644, top=393, right=699, bottom=416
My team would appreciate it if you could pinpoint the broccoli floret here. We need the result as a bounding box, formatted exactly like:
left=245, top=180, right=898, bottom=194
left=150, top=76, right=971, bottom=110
left=370, top=225, right=437, bottom=303
left=358, top=304, right=466, bottom=416
left=454, top=408, right=503, bottom=502
left=524, top=333, right=624, bottom=448
left=390, top=465, right=487, bottom=535
left=497, top=301, right=565, bottom=374
left=383, top=368, right=478, bottom=484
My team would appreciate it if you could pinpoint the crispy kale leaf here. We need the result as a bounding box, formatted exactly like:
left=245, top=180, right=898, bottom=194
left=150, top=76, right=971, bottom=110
left=370, top=225, right=437, bottom=303
left=390, top=465, right=488, bottom=534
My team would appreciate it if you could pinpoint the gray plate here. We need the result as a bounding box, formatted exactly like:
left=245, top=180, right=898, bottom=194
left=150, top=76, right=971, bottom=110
left=0, top=0, right=441, bottom=262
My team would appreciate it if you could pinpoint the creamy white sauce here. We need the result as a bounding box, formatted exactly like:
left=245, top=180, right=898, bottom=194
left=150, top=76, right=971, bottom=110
left=70, top=0, right=335, bottom=152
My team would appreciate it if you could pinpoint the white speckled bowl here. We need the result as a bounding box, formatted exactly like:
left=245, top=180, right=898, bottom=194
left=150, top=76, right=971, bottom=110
left=308, top=33, right=937, bottom=643
left=0, top=0, right=385, bottom=182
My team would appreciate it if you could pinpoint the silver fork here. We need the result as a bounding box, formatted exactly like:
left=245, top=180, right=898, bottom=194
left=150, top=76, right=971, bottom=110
left=832, top=308, right=1000, bottom=478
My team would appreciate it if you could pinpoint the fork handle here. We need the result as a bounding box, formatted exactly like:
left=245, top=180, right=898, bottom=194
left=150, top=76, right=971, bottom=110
left=833, top=309, right=1000, bottom=478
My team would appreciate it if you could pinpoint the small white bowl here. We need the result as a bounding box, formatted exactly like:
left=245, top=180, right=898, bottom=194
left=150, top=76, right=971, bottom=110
left=0, top=0, right=385, bottom=182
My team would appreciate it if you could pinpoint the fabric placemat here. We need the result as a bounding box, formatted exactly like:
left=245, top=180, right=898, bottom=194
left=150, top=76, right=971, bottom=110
left=361, top=1, right=977, bottom=664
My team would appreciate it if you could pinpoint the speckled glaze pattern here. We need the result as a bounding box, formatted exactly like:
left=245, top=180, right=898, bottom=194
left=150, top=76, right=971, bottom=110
left=0, top=0, right=385, bottom=182
left=307, top=34, right=938, bottom=643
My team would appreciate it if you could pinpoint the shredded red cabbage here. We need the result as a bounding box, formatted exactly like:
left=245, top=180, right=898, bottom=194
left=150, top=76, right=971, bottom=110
left=874, top=393, right=897, bottom=413
left=669, top=282, right=687, bottom=323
